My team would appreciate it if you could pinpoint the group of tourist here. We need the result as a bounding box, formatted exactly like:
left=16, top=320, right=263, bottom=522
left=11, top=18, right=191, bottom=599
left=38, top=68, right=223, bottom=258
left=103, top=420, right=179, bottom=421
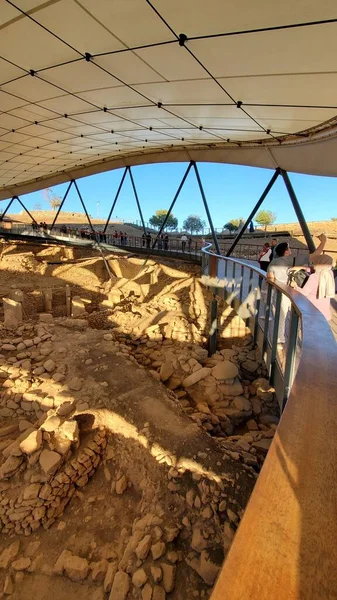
left=142, top=232, right=169, bottom=250
left=265, top=234, right=335, bottom=344
left=31, top=221, right=48, bottom=233
left=111, top=231, right=128, bottom=245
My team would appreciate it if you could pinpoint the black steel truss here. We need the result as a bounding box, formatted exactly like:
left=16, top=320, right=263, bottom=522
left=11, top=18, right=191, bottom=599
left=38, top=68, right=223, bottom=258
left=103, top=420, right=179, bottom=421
left=226, top=167, right=316, bottom=256
left=0, top=162, right=315, bottom=259
left=0, top=195, right=38, bottom=226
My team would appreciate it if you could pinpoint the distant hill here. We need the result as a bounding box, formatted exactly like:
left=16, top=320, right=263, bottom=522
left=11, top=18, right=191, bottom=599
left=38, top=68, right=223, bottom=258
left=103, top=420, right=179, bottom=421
left=267, top=219, right=337, bottom=237
left=6, top=210, right=112, bottom=225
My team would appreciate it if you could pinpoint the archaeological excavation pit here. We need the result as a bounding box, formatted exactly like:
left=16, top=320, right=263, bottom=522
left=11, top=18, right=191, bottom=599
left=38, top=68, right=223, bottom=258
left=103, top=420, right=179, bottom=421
left=0, top=241, right=279, bottom=600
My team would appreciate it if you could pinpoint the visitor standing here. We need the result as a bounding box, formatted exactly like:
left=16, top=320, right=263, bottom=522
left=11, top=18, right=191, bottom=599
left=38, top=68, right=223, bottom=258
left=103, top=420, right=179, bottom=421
left=267, top=234, right=327, bottom=343
left=292, top=254, right=335, bottom=321
left=258, top=243, right=271, bottom=271
left=146, top=231, right=151, bottom=248
left=164, top=234, right=169, bottom=250
left=181, top=234, right=188, bottom=252
left=269, top=238, right=278, bottom=262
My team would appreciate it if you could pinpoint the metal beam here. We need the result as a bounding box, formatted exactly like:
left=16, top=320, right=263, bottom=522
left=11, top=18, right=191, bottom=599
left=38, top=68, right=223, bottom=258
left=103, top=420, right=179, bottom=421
left=280, top=169, right=316, bottom=253
left=0, top=197, right=15, bottom=220
left=193, top=162, right=221, bottom=255
left=50, top=180, right=74, bottom=231
left=226, top=168, right=280, bottom=256
left=103, top=168, right=128, bottom=234
left=73, top=180, right=95, bottom=233
left=16, top=197, right=39, bottom=226
left=152, top=162, right=193, bottom=249
left=128, top=167, right=146, bottom=235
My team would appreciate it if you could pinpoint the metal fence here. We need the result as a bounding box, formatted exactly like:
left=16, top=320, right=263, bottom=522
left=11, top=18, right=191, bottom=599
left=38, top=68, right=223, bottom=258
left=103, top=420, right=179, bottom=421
left=201, top=244, right=302, bottom=409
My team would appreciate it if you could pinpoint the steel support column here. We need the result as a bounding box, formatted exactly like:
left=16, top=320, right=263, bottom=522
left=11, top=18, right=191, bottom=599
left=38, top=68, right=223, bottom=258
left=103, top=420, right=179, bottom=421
left=0, top=197, right=15, bottom=220
left=128, top=167, right=146, bottom=235
left=16, top=197, right=39, bottom=226
left=103, top=168, right=128, bottom=234
left=73, top=180, right=95, bottom=233
left=50, top=180, right=74, bottom=231
left=152, top=162, right=193, bottom=249
left=280, top=169, right=316, bottom=253
left=226, top=168, right=280, bottom=256
left=193, top=162, right=221, bottom=255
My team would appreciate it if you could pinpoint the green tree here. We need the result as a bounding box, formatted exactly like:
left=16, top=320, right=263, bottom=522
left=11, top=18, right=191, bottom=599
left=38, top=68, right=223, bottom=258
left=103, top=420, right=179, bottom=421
left=255, top=210, right=276, bottom=231
left=149, top=209, right=178, bottom=231
left=183, top=215, right=206, bottom=234
left=223, top=217, right=244, bottom=232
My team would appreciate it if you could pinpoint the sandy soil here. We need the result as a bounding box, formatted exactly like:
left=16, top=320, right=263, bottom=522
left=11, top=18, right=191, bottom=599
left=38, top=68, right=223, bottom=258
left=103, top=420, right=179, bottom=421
left=0, top=242, right=279, bottom=599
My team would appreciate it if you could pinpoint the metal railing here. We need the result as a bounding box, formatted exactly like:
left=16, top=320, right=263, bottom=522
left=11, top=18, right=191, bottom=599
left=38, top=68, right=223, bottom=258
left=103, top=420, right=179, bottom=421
left=203, top=242, right=337, bottom=600
left=201, top=243, right=302, bottom=407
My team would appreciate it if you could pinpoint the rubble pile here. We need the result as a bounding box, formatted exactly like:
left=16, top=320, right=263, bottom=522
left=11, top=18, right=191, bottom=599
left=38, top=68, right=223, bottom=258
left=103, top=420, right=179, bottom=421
left=0, top=248, right=278, bottom=599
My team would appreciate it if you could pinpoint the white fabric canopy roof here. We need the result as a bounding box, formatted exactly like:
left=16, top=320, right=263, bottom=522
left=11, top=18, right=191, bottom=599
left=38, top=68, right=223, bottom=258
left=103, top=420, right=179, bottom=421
left=1, top=0, right=337, bottom=200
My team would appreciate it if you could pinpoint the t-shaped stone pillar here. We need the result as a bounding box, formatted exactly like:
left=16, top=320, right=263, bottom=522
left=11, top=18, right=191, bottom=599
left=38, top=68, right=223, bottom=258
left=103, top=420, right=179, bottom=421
left=3, top=297, right=23, bottom=328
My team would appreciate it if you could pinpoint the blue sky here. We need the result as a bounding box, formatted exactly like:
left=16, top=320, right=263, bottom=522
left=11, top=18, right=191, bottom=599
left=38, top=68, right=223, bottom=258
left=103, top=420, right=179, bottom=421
left=9, top=162, right=337, bottom=228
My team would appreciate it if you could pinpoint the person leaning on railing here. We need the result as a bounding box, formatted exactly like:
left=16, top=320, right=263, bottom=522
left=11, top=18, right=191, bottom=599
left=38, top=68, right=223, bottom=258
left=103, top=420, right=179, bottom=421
left=266, top=234, right=328, bottom=344
left=289, top=254, right=335, bottom=321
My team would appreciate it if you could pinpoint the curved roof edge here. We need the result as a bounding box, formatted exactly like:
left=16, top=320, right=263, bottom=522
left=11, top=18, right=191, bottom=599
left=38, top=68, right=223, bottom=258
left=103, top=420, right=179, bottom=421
left=1, top=132, right=337, bottom=201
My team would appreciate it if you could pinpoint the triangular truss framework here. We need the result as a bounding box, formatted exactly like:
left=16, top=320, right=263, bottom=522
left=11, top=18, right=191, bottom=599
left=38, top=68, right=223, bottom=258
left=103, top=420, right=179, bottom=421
left=0, top=163, right=315, bottom=255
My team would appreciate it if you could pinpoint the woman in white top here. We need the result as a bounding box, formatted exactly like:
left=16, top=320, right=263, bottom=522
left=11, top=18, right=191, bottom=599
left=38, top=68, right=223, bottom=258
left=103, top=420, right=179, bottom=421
left=259, top=243, right=272, bottom=271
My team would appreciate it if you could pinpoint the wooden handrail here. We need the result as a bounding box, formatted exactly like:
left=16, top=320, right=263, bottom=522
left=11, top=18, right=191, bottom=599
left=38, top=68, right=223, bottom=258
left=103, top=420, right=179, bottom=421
left=207, top=253, right=337, bottom=599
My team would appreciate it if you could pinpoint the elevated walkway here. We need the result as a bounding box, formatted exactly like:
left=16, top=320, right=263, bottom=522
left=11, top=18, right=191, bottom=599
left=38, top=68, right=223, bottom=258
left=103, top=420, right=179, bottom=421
left=0, top=229, right=201, bottom=264
left=202, top=245, right=337, bottom=600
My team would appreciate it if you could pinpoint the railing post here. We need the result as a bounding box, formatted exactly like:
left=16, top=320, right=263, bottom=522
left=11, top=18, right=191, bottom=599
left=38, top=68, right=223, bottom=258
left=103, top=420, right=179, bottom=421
left=208, top=296, right=218, bottom=356
left=262, top=283, right=273, bottom=360
left=246, top=268, right=254, bottom=329
left=254, top=274, right=263, bottom=343
left=231, top=263, right=236, bottom=307
left=282, top=307, right=299, bottom=408
left=270, top=288, right=282, bottom=385
left=209, top=254, right=217, bottom=278
left=239, top=265, right=244, bottom=303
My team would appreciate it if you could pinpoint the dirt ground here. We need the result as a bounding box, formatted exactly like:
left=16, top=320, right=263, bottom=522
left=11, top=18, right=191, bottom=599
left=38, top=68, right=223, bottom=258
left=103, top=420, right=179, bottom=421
left=0, top=242, right=279, bottom=599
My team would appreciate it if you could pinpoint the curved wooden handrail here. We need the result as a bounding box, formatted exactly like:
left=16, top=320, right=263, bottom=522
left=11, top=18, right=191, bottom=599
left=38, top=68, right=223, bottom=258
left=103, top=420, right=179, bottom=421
left=204, top=248, right=337, bottom=599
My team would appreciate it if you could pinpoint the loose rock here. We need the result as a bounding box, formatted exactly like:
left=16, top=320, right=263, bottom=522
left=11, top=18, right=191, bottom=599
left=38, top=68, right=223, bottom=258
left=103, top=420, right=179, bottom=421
left=212, top=360, right=238, bottom=381
left=132, top=568, right=148, bottom=588
left=64, top=555, right=89, bottom=582
left=19, top=430, right=42, bottom=455
left=39, top=449, right=62, bottom=475
left=109, top=570, right=130, bottom=600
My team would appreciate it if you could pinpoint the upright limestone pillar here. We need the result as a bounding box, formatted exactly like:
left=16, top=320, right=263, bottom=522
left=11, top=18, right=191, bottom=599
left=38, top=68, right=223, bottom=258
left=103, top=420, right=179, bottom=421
left=3, top=297, right=23, bottom=328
